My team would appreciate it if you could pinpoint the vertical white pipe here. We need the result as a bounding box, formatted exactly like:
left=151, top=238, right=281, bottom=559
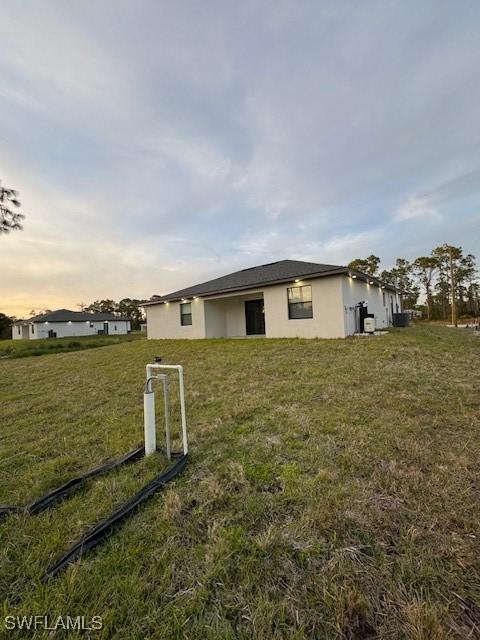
left=178, top=366, right=188, bottom=454
left=163, top=377, right=171, bottom=461
left=143, top=390, right=156, bottom=455
left=146, top=363, right=188, bottom=456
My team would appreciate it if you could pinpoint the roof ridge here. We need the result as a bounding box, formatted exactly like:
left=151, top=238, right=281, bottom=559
left=239, top=260, right=283, bottom=272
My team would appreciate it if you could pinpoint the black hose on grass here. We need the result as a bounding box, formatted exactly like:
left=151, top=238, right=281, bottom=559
left=0, top=505, right=21, bottom=517
left=1, top=446, right=188, bottom=578
left=0, top=446, right=145, bottom=520
left=46, top=453, right=187, bottom=578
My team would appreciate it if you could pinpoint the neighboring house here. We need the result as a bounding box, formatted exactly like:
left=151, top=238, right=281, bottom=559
left=12, top=309, right=131, bottom=340
left=144, top=259, right=402, bottom=339
left=405, top=309, right=423, bottom=320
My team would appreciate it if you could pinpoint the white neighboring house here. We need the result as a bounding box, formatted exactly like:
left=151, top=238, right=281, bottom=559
left=145, top=259, right=403, bottom=340
left=405, top=309, right=423, bottom=319
left=12, top=309, right=131, bottom=340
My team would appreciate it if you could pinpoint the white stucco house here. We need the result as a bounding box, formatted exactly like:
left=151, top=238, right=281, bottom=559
left=12, top=309, right=131, bottom=340
left=144, top=260, right=403, bottom=340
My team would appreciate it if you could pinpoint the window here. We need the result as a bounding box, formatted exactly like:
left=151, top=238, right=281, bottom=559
left=287, top=285, right=313, bottom=319
left=180, top=302, right=192, bottom=326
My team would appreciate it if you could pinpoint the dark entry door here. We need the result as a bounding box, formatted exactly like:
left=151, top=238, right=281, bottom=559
left=104, top=321, right=109, bottom=335
left=357, top=304, right=368, bottom=333
left=245, top=299, right=265, bottom=335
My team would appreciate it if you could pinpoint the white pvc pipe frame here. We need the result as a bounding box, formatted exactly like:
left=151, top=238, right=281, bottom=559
left=144, top=364, right=188, bottom=459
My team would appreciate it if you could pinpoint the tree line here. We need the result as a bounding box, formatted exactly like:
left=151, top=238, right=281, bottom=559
left=348, top=244, right=479, bottom=323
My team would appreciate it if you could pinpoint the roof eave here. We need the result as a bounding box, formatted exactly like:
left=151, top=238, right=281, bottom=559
left=347, top=269, right=401, bottom=293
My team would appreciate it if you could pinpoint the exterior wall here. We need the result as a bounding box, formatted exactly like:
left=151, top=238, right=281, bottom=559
left=24, top=320, right=130, bottom=340
left=342, top=277, right=401, bottom=334
left=12, top=325, right=29, bottom=340
left=225, top=299, right=246, bottom=337
left=145, top=275, right=402, bottom=340
left=204, top=300, right=227, bottom=338
left=146, top=298, right=206, bottom=339
left=384, top=289, right=402, bottom=325
left=264, top=275, right=346, bottom=338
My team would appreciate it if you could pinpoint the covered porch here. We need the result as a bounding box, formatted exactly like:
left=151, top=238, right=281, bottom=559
left=203, top=291, right=265, bottom=338
left=12, top=323, right=31, bottom=340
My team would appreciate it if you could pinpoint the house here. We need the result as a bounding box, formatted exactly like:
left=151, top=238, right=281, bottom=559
left=404, top=308, right=423, bottom=320
left=144, top=259, right=402, bottom=339
left=12, top=309, right=131, bottom=340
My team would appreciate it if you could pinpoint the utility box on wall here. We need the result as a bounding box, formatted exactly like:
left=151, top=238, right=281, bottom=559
left=364, top=317, right=376, bottom=333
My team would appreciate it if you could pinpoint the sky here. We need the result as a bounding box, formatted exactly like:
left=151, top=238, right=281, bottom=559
left=0, top=0, right=479, bottom=317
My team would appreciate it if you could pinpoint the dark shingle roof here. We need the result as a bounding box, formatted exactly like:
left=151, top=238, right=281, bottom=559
left=147, top=260, right=350, bottom=303
left=30, top=309, right=129, bottom=323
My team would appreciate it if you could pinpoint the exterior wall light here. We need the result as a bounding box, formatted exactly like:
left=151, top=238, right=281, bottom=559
left=351, top=275, right=357, bottom=279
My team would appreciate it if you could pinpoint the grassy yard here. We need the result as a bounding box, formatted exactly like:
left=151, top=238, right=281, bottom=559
left=0, top=325, right=479, bottom=639
left=0, top=332, right=144, bottom=359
